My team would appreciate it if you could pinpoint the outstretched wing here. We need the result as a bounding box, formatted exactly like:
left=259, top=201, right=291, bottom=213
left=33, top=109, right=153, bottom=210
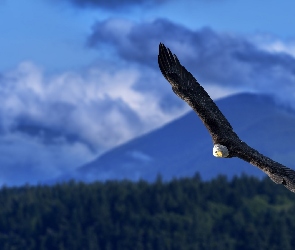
left=158, top=43, right=239, bottom=146
left=158, top=42, right=295, bottom=193
left=235, top=141, right=295, bottom=192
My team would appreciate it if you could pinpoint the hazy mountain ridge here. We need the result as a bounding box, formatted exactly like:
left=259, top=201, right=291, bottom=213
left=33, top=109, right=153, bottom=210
left=57, top=93, right=295, bottom=183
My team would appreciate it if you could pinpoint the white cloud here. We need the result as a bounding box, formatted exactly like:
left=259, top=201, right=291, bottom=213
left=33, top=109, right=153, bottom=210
left=254, top=35, right=295, bottom=58
left=0, top=57, right=214, bottom=185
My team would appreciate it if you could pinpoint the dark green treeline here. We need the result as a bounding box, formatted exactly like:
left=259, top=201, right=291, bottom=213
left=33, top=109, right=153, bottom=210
left=0, top=174, right=295, bottom=250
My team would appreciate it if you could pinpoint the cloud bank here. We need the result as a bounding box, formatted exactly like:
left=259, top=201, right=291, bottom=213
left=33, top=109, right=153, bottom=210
left=87, top=18, right=295, bottom=104
left=0, top=56, right=189, bottom=186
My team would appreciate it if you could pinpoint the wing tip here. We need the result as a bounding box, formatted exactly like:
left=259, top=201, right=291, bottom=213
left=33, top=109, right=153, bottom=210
left=158, top=42, right=171, bottom=78
left=158, top=42, right=172, bottom=57
left=159, top=42, right=165, bottom=49
left=158, top=43, right=177, bottom=72
left=158, top=42, right=168, bottom=60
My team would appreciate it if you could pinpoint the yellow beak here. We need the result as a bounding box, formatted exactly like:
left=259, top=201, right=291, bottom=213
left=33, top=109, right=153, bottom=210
left=216, top=151, right=223, bottom=157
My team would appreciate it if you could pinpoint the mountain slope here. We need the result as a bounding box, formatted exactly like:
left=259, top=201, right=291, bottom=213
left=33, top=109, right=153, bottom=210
left=71, top=93, right=295, bottom=182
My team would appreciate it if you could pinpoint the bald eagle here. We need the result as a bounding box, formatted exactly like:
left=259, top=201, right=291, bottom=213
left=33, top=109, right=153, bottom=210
left=158, top=42, right=295, bottom=193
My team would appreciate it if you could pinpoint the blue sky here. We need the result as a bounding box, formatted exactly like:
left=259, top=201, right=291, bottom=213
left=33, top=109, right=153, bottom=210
left=0, top=0, right=295, bottom=185
left=1, top=0, right=295, bottom=71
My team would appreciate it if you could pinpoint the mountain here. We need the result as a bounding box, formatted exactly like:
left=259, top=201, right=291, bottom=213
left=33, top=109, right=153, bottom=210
left=65, top=93, right=295, bottom=183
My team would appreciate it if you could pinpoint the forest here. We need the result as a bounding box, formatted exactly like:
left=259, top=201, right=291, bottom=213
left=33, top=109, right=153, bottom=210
left=0, top=174, right=294, bottom=250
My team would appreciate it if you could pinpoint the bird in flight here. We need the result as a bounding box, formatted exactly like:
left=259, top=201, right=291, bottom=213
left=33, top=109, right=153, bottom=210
left=158, top=42, right=295, bottom=193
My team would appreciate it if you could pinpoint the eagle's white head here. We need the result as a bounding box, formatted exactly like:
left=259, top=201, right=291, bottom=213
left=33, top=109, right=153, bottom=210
left=213, top=144, right=229, bottom=158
